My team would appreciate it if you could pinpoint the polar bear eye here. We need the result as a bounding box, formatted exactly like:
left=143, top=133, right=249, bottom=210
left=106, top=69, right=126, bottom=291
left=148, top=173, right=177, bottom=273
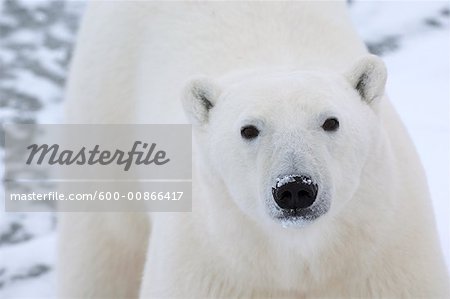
left=241, top=125, right=260, bottom=140
left=322, top=118, right=339, bottom=132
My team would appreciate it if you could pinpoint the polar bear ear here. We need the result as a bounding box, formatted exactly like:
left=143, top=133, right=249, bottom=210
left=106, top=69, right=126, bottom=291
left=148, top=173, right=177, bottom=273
left=345, top=55, right=387, bottom=105
left=182, top=77, right=221, bottom=126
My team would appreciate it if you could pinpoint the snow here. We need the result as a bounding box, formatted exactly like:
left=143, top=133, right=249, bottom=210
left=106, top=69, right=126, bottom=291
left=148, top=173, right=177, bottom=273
left=0, top=1, right=82, bottom=297
left=276, top=175, right=297, bottom=187
left=276, top=175, right=313, bottom=188
left=0, top=1, right=449, bottom=297
left=0, top=234, right=56, bottom=298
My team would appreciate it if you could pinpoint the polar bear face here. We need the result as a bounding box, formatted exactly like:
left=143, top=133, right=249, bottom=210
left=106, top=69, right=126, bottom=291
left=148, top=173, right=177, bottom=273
left=183, top=55, right=387, bottom=228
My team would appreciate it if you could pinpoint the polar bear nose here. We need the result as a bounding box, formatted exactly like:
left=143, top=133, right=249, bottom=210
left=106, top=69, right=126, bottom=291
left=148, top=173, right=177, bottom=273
left=272, top=175, right=318, bottom=210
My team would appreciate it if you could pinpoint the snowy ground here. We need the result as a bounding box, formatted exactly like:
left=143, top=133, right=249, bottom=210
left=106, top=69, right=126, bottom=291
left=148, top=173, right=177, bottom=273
left=0, top=1, right=449, bottom=297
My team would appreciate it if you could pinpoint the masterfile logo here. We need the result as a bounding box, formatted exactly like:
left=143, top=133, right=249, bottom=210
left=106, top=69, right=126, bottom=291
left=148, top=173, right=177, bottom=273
left=3, top=124, right=192, bottom=212
left=26, top=141, right=170, bottom=171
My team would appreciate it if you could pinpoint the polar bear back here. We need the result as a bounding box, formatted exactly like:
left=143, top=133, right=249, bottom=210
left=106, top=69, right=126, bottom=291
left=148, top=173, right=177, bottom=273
left=65, top=1, right=367, bottom=124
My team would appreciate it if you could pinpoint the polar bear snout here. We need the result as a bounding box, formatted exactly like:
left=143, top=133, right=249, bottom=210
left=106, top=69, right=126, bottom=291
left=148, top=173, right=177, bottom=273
left=272, top=175, right=318, bottom=210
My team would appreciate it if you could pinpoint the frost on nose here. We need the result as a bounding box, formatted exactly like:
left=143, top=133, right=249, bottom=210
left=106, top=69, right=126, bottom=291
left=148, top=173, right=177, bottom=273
left=275, top=174, right=313, bottom=188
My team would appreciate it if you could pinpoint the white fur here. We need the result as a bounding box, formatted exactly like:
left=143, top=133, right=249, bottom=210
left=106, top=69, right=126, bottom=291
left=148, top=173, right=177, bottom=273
left=59, top=1, right=450, bottom=298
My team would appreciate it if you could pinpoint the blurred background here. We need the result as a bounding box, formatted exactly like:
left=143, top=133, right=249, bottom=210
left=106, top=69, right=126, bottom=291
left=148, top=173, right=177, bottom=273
left=0, top=0, right=448, bottom=297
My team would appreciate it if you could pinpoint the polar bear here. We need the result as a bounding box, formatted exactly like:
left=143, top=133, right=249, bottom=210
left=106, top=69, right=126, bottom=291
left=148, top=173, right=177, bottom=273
left=58, top=1, right=449, bottom=298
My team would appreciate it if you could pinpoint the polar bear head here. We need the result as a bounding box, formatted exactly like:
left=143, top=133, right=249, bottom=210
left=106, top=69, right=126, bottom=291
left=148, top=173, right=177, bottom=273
left=182, top=55, right=387, bottom=228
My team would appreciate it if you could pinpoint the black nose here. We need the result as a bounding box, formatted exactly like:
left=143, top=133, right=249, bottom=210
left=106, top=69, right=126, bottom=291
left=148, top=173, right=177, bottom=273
left=272, top=176, right=318, bottom=210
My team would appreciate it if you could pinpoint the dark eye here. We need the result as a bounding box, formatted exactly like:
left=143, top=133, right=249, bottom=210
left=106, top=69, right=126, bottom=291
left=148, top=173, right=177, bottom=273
left=322, top=118, right=339, bottom=132
left=241, top=125, right=260, bottom=140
